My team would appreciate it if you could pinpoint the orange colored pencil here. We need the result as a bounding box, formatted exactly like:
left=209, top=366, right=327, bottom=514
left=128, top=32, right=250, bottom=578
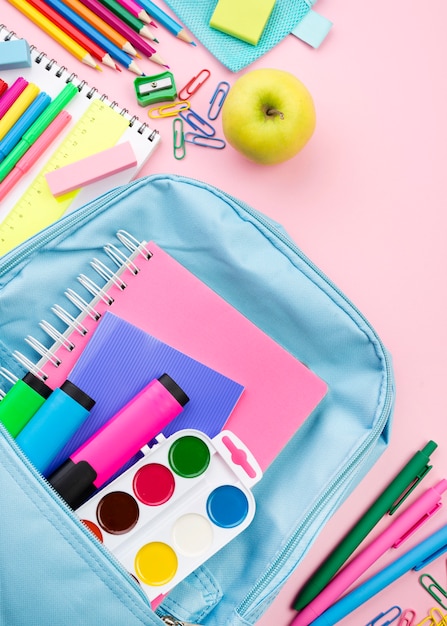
left=63, top=0, right=138, bottom=55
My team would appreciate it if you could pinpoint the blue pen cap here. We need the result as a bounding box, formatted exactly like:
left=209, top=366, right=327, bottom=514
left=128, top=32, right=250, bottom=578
left=15, top=380, right=95, bottom=476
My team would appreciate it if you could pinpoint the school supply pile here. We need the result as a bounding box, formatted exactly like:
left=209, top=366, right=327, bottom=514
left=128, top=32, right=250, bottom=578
left=0, top=174, right=394, bottom=625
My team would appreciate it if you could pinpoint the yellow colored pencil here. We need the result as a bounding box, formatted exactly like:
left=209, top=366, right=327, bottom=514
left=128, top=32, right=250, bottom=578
left=0, top=83, right=40, bottom=140
left=6, top=0, right=100, bottom=68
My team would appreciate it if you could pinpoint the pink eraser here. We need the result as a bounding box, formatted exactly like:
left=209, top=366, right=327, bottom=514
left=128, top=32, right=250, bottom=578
left=45, top=141, right=138, bottom=197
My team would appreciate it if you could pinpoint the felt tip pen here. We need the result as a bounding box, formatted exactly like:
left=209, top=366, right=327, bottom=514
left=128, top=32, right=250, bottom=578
left=0, top=371, right=52, bottom=438
left=0, top=76, right=28, bottom=118
left=291, top=479, right=447, bottom=626
left=309, top=522, right=447, bottom=626
left=0, top=82, right=78, bottom=183
left=293, top=440, right=438, bottom=610
left=48, top=373, right=189, bottom=509
left=16, top=380, right=95, bottom=475
left=0, top=91, right=51, bottom=161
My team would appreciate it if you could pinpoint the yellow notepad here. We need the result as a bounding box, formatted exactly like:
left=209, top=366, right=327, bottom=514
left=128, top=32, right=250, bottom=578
left=209, top=0, right=276, bottom=45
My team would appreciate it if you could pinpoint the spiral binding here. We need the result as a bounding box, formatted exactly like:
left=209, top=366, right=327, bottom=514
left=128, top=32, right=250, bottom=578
left=11, top=231, right=153, bottom=380
left=0, top=24, right=158, bottom=140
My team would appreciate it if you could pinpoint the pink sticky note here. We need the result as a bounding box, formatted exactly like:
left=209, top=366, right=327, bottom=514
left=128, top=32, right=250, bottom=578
left=45, top=141, right=137, bottom=196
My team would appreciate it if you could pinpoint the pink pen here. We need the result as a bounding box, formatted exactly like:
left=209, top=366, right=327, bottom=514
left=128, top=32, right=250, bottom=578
left=48, top=374, right=189, bottom=509
left=0, top=110, right=71, bottom=201
left=292, top=479, right=447, bottom=626
left=0, top=77, right=28, bottom=118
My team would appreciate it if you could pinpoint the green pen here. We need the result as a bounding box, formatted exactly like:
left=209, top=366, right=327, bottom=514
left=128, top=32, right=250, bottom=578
left=0, top=81, right=78, bottom=183
left=293, top=440, right=438, bottom=611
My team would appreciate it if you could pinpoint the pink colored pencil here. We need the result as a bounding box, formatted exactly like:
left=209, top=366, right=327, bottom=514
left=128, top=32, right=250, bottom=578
left=115, top=0, right=154, bottom=25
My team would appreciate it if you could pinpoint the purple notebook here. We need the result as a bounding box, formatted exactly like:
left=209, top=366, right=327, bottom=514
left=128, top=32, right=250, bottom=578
left=47, top=312, right=244, bottom=475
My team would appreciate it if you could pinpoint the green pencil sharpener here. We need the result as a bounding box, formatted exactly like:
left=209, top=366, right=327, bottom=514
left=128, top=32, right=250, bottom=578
left=134, top=72, right=177, bottom=107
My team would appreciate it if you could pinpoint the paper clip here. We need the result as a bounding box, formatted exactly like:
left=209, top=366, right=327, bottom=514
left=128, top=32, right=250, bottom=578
left=398, top=609, right=416, bottom=625
left=207, top=81, right=230, bottom=120
left=147, top=101, right=191, bottom=119
left=366, top=605, right=402, bottom=626
left=172, top=117, right=185, bottom=160
left=179, top=108, right=215, bottom=137
left=415, top=607, right=447, bottom=625
left=178, top=69, right=211, bottom=100
left=420, top=574, right=447, bottom=610
left=184, top=133, right=226, bottom=149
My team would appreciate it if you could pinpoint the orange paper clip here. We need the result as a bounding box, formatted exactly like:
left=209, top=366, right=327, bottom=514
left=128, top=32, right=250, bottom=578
left=148, top=101, right=191, bottom=119
left=178, top=69, right=211, bottom=100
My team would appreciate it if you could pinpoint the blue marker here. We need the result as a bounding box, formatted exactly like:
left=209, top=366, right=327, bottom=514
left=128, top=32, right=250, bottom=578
left=311, top=523, right=447, bottom=625
left=16, top=380, right=95, bottom=476
left=0, top=92, right=51, bottom=161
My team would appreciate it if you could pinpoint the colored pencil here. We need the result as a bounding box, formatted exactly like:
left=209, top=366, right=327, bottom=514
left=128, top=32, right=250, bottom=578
left=134, top=0, right=195, bottom=44
left=96, top=0, right=157, bottom=41
left=6, top=0, right=99, bottom=68
left=115, top=0, right=153, bottom=25
left=63, top=0, right=137, bottom=55
left=40, top=0, right=144, bottom=74
left=27, top=0, right=117, bottom=69
left=79, top=0, right=168, bottom=66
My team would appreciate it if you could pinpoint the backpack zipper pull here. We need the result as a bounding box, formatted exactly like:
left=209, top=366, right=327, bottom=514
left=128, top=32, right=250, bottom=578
left=160, top=616, right=200, bottom=626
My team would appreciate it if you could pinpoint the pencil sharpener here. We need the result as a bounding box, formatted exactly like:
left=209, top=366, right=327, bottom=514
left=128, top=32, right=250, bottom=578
left=134, top=72, right=177, bottom=107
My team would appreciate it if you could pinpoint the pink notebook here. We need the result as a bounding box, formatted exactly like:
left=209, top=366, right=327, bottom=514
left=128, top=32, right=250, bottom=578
left=25, top=235, right=327, bottom=470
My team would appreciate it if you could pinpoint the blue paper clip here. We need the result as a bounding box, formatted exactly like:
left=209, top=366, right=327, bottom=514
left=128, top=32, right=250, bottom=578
left=172, top=117, right=186, bottom=160
left=397, top=608, right=416, bottom=625
left=184, top=133, right=226, bottom=149
left=419, top=574, right=447, bottom=610
left=208, top=81, right=230, bottom=120
left=366, top=605, right=402, bottom=626
left=178, top=69, right=211, bottom=100
left=179, top=108, right=215, bottom=137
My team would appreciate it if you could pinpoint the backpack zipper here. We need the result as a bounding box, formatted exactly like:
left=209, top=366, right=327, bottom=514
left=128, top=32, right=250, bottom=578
left=160, top=617, right=200, bottom=626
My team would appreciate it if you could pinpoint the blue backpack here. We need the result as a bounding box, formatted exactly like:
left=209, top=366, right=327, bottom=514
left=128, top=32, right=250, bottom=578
left=0, top=174, right=394, bottom=626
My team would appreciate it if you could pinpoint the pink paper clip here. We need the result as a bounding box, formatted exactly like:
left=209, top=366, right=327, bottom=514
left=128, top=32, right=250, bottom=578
left=178, top=69, right=211, bottom=100
left=398, top=608, right=416, bottom=625
left=366, top=605, right=402, bottom=626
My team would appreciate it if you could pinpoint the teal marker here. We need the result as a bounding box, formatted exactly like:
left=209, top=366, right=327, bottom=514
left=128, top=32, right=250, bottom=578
left=0, top=81, right=78, bottom=183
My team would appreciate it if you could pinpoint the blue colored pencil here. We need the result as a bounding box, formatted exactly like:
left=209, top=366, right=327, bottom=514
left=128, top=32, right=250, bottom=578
left=39, top=0, right=143, bottom=73
left=134, top=0, right=195, bottom=44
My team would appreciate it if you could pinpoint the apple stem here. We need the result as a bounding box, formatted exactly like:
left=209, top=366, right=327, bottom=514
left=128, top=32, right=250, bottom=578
left=265, top=107, right=284, bottom=120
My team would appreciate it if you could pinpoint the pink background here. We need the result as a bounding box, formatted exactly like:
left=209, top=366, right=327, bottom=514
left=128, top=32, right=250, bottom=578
left=3, top=1, right=447, bottom=624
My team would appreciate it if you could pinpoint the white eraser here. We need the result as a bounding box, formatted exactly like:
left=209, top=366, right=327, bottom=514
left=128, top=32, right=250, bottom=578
left=45, top=141, right=138, bottom=197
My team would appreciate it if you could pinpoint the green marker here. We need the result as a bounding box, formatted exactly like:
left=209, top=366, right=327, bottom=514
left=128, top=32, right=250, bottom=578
left=0, top=372, right=52, bottom=438
left=293, top=440, right=438, bottom=611
left=0, top=81, right=78, bottom=183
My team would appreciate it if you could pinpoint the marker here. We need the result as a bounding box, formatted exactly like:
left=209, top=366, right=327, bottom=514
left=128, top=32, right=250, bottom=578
left=309, top=523, right=447, bottom=625
left=0, top=371, right=52, bottom=437
left=0, top=77, right=28, bottom=118
left=0, top=91, right=51, bottom=161
left=48, top=374, right=189, bottom=509
left=293, top=440, right=438, bottom=610
left=291, top=479, right=447, bottom=625
left=0, top=110, right=72, bottom=201
left=0, top=82, right=78, bottom=183
left=16, top=380, right=95, bottom=475
left=0, top=82, right=40, bottom=141
left=0, top=79, right=9, bottom=96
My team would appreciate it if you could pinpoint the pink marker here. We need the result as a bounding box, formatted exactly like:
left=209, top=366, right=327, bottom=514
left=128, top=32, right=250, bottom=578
left=45, top=141, right=137, bottom=197
left=291, top=479, right=447, bottom=626
left=0, top=77, right=28, bottom=118
left=0, top=110, right=71, bottom=202
left=48, top=374, right=189, bottom=509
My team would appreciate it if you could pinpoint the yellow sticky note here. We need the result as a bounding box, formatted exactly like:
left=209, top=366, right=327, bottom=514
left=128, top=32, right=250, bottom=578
left=209, top=0, right=276, bottom=45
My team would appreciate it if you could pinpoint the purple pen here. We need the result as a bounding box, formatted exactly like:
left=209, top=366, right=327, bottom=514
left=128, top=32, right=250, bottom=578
left=0, top=77, right=28, bottom=118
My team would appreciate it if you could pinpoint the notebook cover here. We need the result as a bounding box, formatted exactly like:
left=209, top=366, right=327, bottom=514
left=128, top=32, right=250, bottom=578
left=36, top=241, right=327, bottom=471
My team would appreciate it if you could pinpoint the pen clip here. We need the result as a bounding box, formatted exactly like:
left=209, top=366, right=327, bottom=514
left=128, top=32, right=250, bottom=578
left=366, top=605, right=402, bottom=626
left=389, top=464, right=433, bottom=515
left=393, top=502, right=443, bottom=548
left=415, top=542, right=447, bottom=571
left=172, top=118, right=186, bottom=160
left=178, top=69, right=211, bottom=100
left=419, top=574, right=447, bottom=610
left=397, top=608, right=416, bottom=625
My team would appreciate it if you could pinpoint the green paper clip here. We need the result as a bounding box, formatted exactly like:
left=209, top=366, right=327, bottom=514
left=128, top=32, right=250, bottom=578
left=419, top=574, right=447, bottom=610
left=173, top=117, right=185, bottom=160
left=134, top=71, right=177, bottom=107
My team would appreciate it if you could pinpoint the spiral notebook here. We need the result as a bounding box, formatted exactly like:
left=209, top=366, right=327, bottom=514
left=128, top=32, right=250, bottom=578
left=0, top=25, right=160, bottom=254
left=12, top=232, right=328, bottom=471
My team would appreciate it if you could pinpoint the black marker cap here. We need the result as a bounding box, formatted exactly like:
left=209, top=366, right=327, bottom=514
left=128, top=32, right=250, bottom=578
left=61, top=380, right=95, bottom=411
left=23, top=372, right=52, bottom=400
left=158, top=373, right=189, bottom=407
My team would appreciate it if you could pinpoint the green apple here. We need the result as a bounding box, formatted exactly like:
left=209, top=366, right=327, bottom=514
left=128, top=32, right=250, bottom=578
left=221, top=68, right=316, bottom=165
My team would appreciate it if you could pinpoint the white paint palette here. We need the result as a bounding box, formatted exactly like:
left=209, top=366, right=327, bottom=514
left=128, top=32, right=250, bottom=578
left=77, top=429, right=262, bottom=603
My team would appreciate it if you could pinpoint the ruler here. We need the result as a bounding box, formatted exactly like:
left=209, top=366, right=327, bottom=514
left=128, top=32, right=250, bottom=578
left=0, top=99, right=130, bottom=255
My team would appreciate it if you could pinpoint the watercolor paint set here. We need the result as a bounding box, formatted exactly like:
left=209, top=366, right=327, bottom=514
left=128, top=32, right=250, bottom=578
left=77, top=428, right=262, bottom=604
